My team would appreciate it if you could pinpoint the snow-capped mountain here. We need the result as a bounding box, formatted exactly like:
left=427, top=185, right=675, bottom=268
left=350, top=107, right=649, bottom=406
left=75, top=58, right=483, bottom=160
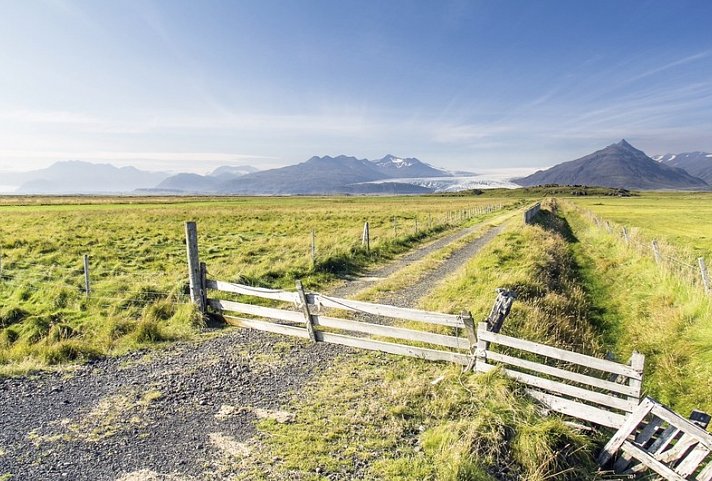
left=653, top=152, right=712, bottom=184
left=371, top=154, right=451, bottom=178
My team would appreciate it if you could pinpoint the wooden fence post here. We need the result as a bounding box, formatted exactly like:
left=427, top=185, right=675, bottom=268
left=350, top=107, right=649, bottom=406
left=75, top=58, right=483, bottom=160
left=622, top=226, right=629, bottom=244
left=185, top=221, right=205, bottom=313
left=393, top=217, right=397, bottom=237
left=362, top=222, right=370, bottom=252
left=83, top=254, right=91, bottom=298
left=428, top=213, right=432, bottom=229
left=414, top=217, right=418, bottom=234
left=485, top=288, right=516, bottom=333
left=699, top=257, right=711, bottom=294
left=295, top=280, right=317, bottom=342
left=311, top=229, right=316, bottom=266
left=652, top=240, right=662, bottom=264
left=627, top=352, right=645, bottom=404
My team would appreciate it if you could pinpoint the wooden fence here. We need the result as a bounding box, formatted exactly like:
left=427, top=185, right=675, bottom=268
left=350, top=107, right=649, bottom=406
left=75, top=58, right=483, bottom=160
left=473, top=323, right=644, bottom=429
left=599, top=398, right=712, bottom=480
left=523, top=202, right=541, bottom=224
left=205, top=277, right=478, bottom=365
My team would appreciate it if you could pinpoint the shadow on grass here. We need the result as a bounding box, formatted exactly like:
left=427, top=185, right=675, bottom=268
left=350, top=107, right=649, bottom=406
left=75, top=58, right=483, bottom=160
left=531, top=208, right=578, bottom=243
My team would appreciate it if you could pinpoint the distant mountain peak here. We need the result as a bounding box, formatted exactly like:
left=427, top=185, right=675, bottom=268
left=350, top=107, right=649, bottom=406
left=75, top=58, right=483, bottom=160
left=516, top=140, right=709, bottom=190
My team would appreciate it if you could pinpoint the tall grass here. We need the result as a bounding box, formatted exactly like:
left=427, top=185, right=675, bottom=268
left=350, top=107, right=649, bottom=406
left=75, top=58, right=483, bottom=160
left=0, top=195, right=514, bottom=373
left=237, top=207, right=606, bottom=480
left=561, top=200, right=712, bottom=415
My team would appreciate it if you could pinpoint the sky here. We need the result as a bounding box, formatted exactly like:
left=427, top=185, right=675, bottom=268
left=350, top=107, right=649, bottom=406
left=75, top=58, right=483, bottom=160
left=1, top=0, right=712, bottom=174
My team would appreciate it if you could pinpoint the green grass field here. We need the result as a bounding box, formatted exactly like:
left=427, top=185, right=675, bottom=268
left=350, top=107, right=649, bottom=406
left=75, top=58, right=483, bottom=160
left=572, top=192, right=712, bottom=259
left=0, top=195, right=516, bottom=373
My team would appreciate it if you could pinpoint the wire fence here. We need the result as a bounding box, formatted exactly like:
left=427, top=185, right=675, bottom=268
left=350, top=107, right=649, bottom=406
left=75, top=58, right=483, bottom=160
left=571, top=203, right=711, bottom=296
left=1, top=203, right=509, bottom=318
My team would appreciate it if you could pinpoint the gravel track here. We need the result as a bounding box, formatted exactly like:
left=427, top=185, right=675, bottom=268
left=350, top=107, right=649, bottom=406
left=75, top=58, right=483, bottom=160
left=0, top=221, right=505, bottom=481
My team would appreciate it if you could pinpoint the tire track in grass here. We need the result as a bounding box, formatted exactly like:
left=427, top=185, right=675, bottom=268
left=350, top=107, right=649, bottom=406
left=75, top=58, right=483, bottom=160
left=0, top=213, right=513, bottom=481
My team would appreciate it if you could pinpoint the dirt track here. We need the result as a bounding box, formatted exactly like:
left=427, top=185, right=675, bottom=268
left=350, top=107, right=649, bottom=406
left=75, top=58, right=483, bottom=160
left=0, top=220, right=507, bottom=481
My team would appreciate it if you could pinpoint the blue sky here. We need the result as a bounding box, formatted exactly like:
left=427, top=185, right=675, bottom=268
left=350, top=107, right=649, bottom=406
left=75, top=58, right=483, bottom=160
left=1, top=0, right=711, bottom=174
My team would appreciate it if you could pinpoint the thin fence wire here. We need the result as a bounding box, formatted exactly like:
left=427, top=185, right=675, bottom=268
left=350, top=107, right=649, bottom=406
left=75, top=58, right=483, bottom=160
left=572, top=203, right=710, bottom=295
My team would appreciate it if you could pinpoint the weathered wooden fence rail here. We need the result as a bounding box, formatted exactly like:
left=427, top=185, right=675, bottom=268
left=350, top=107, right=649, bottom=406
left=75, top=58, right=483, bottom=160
left=474, top=323, right=644, bottom=428
left=206, top=278, right=478, bottom=365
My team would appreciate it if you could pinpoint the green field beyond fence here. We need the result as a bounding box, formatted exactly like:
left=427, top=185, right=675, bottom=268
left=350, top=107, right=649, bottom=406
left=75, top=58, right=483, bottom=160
left=0, top=195, right=514, bottom=374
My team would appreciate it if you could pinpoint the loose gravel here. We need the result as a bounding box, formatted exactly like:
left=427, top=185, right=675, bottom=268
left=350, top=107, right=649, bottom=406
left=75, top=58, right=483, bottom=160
left=0, top=221, right=505, bottom=481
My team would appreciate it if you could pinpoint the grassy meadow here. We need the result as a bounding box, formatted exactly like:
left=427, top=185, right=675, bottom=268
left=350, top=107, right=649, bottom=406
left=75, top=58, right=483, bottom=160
left=0, top=195, right=516, bottom=374
left=572, top=192, right=712, bottom=259
left=236, top=203, right=606, bottom=481
left=560, top=199, right=712, bottom=416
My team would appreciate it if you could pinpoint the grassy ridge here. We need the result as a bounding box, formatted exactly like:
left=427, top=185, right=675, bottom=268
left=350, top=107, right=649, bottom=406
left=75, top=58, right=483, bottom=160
left=0, top=195, right=515, bottom=374
left=561, top=200, right=712, bottom=415
left=236, top=208, right=608, bottom=481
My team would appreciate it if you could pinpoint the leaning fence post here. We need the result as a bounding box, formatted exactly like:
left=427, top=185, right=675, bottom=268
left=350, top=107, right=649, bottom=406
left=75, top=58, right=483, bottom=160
left=362, top=222, right=370, bottom=252
left=185, top=221, right=205, bottom=313
left=486, top=288, right=516, bottom=333
left=393, top=217, right=398, bottom=237
left=83, top=254, right=91, bottom=298
left=295, top=280, right=317, bottom=342
left=622, top=226, right=629, bottom=244
left=652, top=240, right=662, bottom=264
left=698, top=257, right=711, bottom=294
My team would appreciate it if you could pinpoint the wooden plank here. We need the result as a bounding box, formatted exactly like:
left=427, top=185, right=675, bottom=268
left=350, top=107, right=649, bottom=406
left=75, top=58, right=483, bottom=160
left=313, top=315, right=470, bottom=350
left=482, top=350, right=639, bottom=397
left=207, top=298, right=304, bottom=323
left=627, top=351, right=645, bottom=403
left=313, top=294, right=464, bottom=328
left=614, top=416, right=663, bottom=472
left=620, top=441, right=687, bottom=481
left=475, top=362, right=636, bottom=412
left=478, top=329, right=641, bottom=379
left=224, top=316, right=311, bottom=339
left=206, top=279, right=299, bottom=303
left=296, top=280, right=317, bottom=342
left=651, top=404, right=712, bottom=451
left=315, top=331, right=471, bottom=365
left=460, top=311, right=477, bottom=351
left=675, top=444, right=710, bottom=477
left=526, top=390, right=626, bottom=429
left=697, top=460, right=712, bottom=481
left=598, top=397, right=656, bottom=466
left=656, top=435, right=698, bottom=464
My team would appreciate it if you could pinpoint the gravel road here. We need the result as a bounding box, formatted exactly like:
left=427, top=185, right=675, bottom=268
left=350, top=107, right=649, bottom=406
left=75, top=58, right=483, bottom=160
left=0, top=220, right=506, bottom=481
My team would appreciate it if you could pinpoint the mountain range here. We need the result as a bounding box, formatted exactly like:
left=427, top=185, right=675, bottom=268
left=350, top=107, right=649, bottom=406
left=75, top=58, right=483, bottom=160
left=516, top=140, right=709, bottom=190
left=148, top=155, right=455, bottom=194
left=653, top=152, right=712, bottom=184
left=3, top=144, right=712, bottom=194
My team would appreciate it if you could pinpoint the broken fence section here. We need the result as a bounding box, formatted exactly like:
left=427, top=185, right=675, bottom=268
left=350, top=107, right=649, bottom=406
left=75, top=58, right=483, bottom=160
left=599, top=398, right=712, bottom=480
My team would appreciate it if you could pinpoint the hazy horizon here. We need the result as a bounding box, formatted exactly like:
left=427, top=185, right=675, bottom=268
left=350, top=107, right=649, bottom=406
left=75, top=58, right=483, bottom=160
left=1, top=1, right=711, bottom=174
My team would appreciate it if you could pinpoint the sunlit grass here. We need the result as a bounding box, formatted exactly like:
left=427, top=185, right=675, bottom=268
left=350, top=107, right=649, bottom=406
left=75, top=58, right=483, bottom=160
left=0, top=195, right=517, bottom=372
